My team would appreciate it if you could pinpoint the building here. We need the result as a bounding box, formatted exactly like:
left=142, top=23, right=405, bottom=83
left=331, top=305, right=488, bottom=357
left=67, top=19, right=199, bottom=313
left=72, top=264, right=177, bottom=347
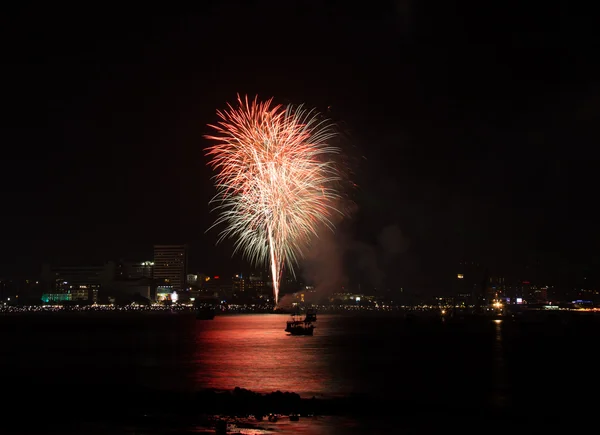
left=116, top=260, right=154, bottom=279
left=153, top=245, right=187, bottom=291
left=455, top=261, right=486, bottom=307
left=40, top=263, right=116, bottom=303
left=521, top=282, right=549, bottom=303
left=246, top=273, right=266, bottom=298
left=485, top=276, right=506, bottom=305
left=187, top=274, right=198, bottom=286
left=202, top=275, right=224, bottom=298
left=535, top=286, right=548, bottom=302
left=232, top=274, right=245, bottom=293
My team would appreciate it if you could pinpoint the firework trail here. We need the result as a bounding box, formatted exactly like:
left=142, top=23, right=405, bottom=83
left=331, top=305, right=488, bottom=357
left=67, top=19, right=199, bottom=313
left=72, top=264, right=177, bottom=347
left=205, top=95, right=343, bottom=304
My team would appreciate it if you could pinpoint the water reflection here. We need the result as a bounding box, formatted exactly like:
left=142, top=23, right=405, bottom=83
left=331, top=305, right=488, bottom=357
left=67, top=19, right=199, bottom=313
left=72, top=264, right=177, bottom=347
left=192, top=314, right=502, bottom=402
left=491, top=319, right=508, bottom=408
left=193, top=314, right=335, bottom=396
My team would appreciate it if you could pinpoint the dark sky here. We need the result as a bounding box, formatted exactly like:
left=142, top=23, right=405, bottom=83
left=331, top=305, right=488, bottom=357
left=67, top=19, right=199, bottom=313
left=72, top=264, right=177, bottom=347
left=1, top=2, right=599, bottom=291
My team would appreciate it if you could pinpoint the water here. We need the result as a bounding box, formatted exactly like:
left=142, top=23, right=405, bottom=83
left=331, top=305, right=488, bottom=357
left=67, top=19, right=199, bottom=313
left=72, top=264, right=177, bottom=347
left=0, top=312, right=597, bottom=433
left=193, top=314, right=497, bottom=402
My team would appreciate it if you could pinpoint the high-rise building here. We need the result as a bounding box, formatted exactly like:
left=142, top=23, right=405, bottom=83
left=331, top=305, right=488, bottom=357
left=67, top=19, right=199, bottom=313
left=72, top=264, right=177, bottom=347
left=455, top=261, right=485, bottom=306
left=487, top=276, right=506, bottom=303
left=153, top=245, right=187, bottom=291
left=232, top=274, right=245, bottom=293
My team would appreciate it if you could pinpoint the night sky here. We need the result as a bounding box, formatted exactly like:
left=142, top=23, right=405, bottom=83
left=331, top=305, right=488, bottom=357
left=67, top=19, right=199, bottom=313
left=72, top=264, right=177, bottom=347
left=2, top=3, right=599, bottom=292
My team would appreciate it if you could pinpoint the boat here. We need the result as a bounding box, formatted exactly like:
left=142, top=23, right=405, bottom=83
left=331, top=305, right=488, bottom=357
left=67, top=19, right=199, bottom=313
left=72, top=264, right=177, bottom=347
left=196, top=306, right=216, bottom=320
left=305, top=309, right=317, bottom=322
left=285, top=314, right=315, bottom=336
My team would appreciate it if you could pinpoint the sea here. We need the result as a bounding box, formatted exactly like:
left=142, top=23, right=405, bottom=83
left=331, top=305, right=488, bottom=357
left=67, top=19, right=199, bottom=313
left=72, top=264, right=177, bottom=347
left=0, top=312, right=597, bottom=434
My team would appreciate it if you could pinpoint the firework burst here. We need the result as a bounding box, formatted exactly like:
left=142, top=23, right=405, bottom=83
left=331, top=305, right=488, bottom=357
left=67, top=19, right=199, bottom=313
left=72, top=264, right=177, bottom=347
left=205, top=95, right=343, bottom=304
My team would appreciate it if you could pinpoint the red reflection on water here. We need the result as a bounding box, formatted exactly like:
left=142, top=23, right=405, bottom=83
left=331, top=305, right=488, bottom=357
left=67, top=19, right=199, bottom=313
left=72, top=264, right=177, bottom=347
left=193, top=314, right=332, bottom=396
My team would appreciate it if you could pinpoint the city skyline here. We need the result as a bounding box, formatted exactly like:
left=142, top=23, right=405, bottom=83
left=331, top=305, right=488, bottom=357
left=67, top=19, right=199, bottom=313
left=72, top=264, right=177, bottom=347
left=1, top=246, right=596, bottom=300
left=2, top=5, right=599, bottom=294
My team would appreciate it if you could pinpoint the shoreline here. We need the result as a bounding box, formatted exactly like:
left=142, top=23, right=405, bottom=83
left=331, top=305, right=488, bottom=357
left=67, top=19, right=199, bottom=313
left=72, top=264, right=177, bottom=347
left=2, top=386, right=588, bottom=430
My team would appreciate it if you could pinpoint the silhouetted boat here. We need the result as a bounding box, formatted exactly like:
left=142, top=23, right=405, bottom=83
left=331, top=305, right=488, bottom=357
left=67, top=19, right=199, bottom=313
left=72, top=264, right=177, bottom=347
left=305, top=309, right=317, bottom=322
left=285, top=314, right=315, bottom=335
